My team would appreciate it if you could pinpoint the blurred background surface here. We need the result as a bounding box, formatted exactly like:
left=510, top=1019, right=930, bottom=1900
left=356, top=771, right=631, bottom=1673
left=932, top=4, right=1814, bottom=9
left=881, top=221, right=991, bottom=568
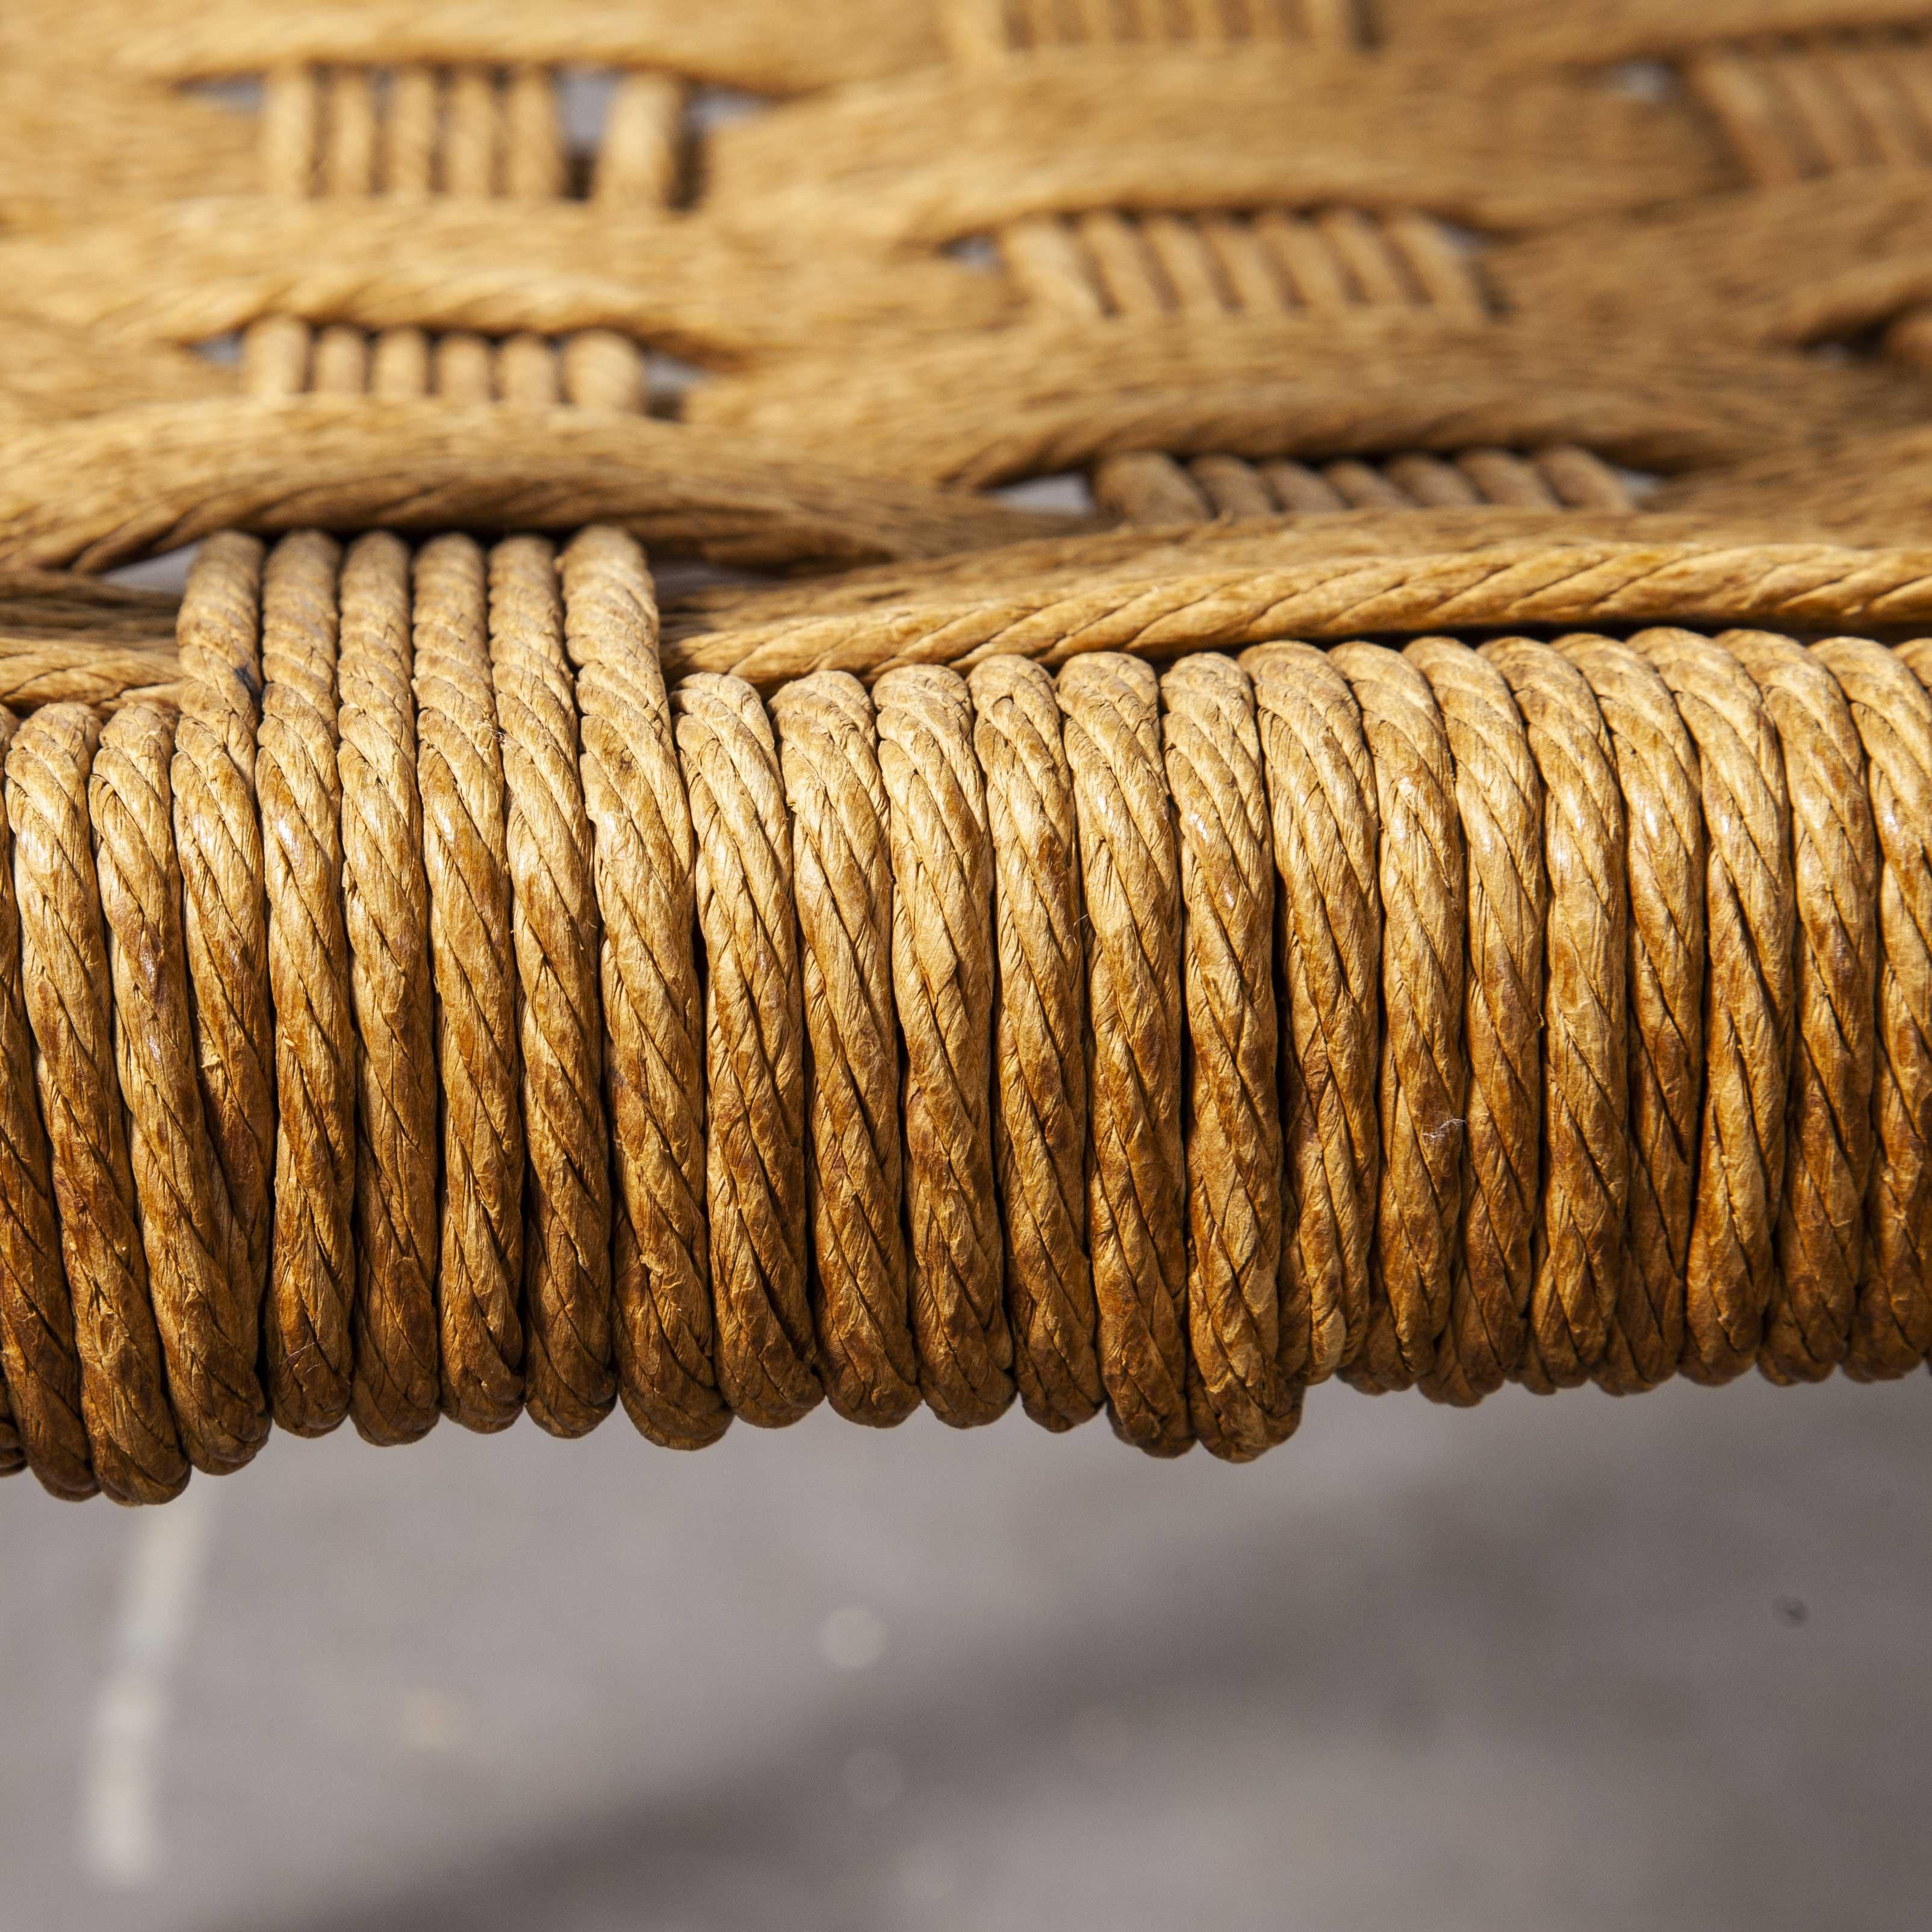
left=0, top=1372, right=1923, bottom=1932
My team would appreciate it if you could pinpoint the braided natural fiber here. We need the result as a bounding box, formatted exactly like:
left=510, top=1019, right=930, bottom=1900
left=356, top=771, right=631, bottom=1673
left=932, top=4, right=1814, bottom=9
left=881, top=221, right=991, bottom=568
left=771, top=673, right=919, bottom=1427
left=26, top=513, right=1932, bottom=720
left=172, top=535, right=275, bottom=1337
left=878, top=666, right=1011, bottom=1429
left=990, top=205, right=1487, bottom=328
left=1383, top=0, right=1931, bottom=70
left=1100, top=447, right=1636, bottom=525
left=256, top=534, right=356, bottom=1436
left=1814, top=636, right=1932, bottom=1380
left=7, top=706, right=187, bottom=1503
left=1558, top=636, right=1703, bottom=1397
left=562, top=529, right=724, bottom=1451
left=1061, top=655, right=1188, bottom=1455
left=22, top=0, right=945, bottom=94
left=0, top=399, right=1079, bottom=576
left=2, top=524, right=1928, bottom=1506
left=1482, top=640, right=1629, bottom=1394
left=93, top=700, right=269, bottom=1473
left=657, top=516, right=1932, bottom=688
left=1241, top=642, right=1379, bottom=1387
left=677, top=674, right=819, bottom=1428
left=338, top=534, right=440, bottom=1447
left=1406, top=638, right=1544, bottom=1407
left=1161, top=653, right=1299, bottom=1459
left=494, top=536, right=617, bottom=1437
left=967, top=656, right=1103, bottom=1433
left=1496, top=172, right=1932, bottom=356
left=1641, top=629, right=1796, bottom=1385
left=0, top=201, right=1010, bottom=374
left=1724, top=630, right=1877, bottom=1385
left=1333, top=644, right=1467, bottom=1396
left=413, top=536, right=524, bottom=1433
left=0, top=709, right=94, bottom=1496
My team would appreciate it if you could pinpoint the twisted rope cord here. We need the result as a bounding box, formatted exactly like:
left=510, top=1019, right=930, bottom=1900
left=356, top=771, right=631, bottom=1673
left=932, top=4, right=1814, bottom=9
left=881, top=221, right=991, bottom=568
left=413, top=535, right=525, bottom=1435
left=172, top=535, right=276, bottom=1342
left=1332, top=645, right=1467, bottom=1396
left=1244, top=645, right=1383, bottom=1391
left=676, top=674, right=820, bottom=1429
left=2, top=527, right=1930, bottom=1505
left=339, top=533, right=441, bottom=1447
left=771, top=673, right=920, bottom=1428
left=1407, top=639, right=1544, bottom=1408
left=1161, top=653, right=1299, bottom=1459
left=1482, top=641, right=1630, bottom=1394
left=6, top=706, right=186, bottom=1504
left=562, top=529, right=725, bottom=1450
left=1638, top=629, right=1797, bottom=1387
left=1098, top=447, right=1633, bottom=527
left=1060, top=654, right=1188, bottom=1455
left=0, top=708, right=95, bottom=1496
left=1815, top=637, right=1932, bottom=1381
left=878, top=666, right=1012, bottom=1429
left=1724, top=630, right=1878, bottom=1385
left=491, top=536, right=617, bottom=1438
left=258, top=532, right=357, bottom=1437
left=967, top=656, right=1103, bottom=1433
left=93, top=702, right=268, bottom=1474
left=1242, top=642, right=1381, bottom=1387
left=1558, top=637, right=1704, bottom=1397
left=658, top=537, right=1932, bottom=689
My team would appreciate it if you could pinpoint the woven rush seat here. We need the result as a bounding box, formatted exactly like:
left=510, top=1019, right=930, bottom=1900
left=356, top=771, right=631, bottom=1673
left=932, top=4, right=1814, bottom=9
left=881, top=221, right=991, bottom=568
left=2, top=0, right=1931, bottom=1506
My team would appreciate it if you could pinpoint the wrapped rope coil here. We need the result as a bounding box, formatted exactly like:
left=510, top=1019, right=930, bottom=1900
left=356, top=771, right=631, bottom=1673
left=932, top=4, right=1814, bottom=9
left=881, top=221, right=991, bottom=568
left=1, top=524, right=1928, bottom=1505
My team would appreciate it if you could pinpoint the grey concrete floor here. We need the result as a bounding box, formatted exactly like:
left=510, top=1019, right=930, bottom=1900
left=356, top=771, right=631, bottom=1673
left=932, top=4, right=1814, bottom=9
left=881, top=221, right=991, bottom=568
left=0, top=1368, right=1924, bottom=1932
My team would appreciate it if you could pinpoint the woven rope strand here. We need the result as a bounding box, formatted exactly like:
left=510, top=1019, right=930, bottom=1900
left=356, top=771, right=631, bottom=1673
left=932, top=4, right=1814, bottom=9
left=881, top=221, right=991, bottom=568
left=7, top=706, right=187, bottom=1504
left=172, top=536, right=276, bottom=1352
left=878, top=666, right=1013, bottom=1429
left=0, top=708, right=94, bottom=1496
left=676, top=674, right=820, bottom=1427
left=1408, top=638, right=1544, bottom=1408
left=1482, top=641, right=1630, bottom=1393
left=1060, top=653, right=1189, bottom=1456
left=563, top=530, right=727, bottom=1449
left=340, top=533, right=441, bottom=1446
left=1638, top=629, right=1797, bottom=1387
left=258, top=532, right=357, bottom=1437
left=772, top=672, right=921, bottom=1428
left=1558, top=637, right=1704, bottom=1398
left=414, top=535, right=526, bottom=1434
left=1161, top=653, right=1299, bottom=1459
left=1332, top=644, right=1467, bottom=1396
left=93, top=703, right=268, bottom=1474
left=968, top=656, right=1104, bottom=1433
left=1724, top=630, right=1878, bottom=1385
left=1815, top=638, right=1932, bottom=1379
left=492, top=536, right=617, bottom=1437
left=1241, top=642, right=1381, bottom=1387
